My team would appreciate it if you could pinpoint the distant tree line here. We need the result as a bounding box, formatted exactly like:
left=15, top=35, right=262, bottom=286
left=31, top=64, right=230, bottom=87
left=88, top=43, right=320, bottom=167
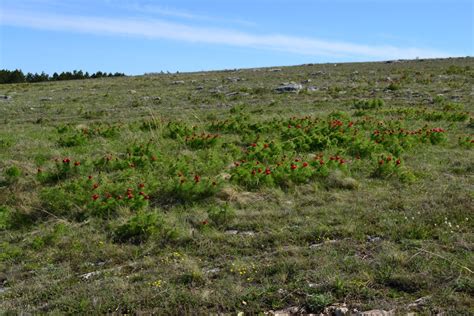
left=0, top=69, right=126, bottom=84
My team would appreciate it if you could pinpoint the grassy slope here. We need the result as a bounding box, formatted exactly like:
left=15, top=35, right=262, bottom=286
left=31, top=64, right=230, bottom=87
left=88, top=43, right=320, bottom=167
left=0, top=58, right=473, bottom=314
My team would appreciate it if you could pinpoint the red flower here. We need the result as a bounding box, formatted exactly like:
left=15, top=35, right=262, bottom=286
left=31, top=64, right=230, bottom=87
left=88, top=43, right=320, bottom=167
left=144, top=195, right=150, bottom=200
left=302, top=162, right=309, bottom=167
left=251, top=143, right=257, bottom=147
left=93, top=183, right=99, bottom=190
left=251, top=170, right=256, bottom=175
left=265, top=168, right=271, bottom=175
left=202, top=220, right=209, bottom=225
left=378, top=159, right=384, bottom=165
left=319, top=159, right=325, bottom=165
left=296, top=124, right=302, bottom=129
left=234, top=162, right=240, bottom=167
left=88, top=175, right=93, bottom=180
left=138, top=183, right=145, bottom=188
left=127, top=193, right=134, bottom=199
left=74, top=161, right=80, bottom=166
left=63, top=158, right=71, bottom=164
left=263, top=143, right=269, bottom=149
left=288, top=124, right=292, bottom=128
left=257, top=168, right=262, bottom=173
left=139, top=191, right=145, bottom=196
left=92, top=194, right=100, bottom=201
left=291, top=164, right=297, bottom=170
left=126, top=188, right=133, bottom=193
left=396, top=159, right=401, bottom=166
left=194, top=175, right=201, bottom=183
left=386, top=156, right=392, bottom=162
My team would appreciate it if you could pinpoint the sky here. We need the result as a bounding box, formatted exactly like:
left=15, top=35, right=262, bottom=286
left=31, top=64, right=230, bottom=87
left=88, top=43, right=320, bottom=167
left=0, top=0, right=473, bottom=75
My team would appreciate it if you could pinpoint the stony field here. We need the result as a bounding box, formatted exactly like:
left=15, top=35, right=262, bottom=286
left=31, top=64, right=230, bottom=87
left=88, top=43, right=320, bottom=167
left=0, top=58, right=473, bottom=314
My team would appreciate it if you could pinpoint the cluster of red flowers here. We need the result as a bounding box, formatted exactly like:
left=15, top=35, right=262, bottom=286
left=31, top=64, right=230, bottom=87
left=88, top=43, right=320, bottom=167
left=90, top=184, right=150, bottom=201
left=184, top=133, right=219, bottom=141
left=378, top=156, right=401, bottom=166
left=330, top=119, right=344, bottom=128
left=329, top=155, right=346, bottom=164
left=431, top=128, right=446, bottom=133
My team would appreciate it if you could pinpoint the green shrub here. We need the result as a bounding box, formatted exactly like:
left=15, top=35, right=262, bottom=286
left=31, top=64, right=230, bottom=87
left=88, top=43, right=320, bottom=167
left=353, top=98, right=384, bottom=110
left=207, top=203, right=235, bottom=226
left=4, top=165, right=22, bottom=183
left=113, top=211, right=164, bottom=244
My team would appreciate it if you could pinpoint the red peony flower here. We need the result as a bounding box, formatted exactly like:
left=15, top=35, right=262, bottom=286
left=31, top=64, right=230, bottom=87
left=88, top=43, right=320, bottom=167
left=93, top=183, right=99, bottom=189
left=396, top=159, right=401, bottom=166
left=265, top=168, right=271, bottom=175
left=88, top=175, right=93, bottom=180
left=251, top=143, right=257, bottom=147
left=291, top=164, right=297, bottom=170
left=138, top=183, right=145, bottom=188
left=194, top=175, right=201, bottom=183
left=63, top=158, right=71, bottom=164
left=92, top=194, right=100, bottom=201
left=379, top=159, right=384, bottom=165
left=127, top=193, right=134, bottom=199
left=302, top=162, right=308, bottom=167
left=74, top=161, right=80, bottom=166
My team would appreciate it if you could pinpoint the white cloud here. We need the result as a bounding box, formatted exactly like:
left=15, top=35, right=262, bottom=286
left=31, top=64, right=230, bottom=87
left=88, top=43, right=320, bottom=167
left=125, top=3, right=257, bottom=27
left=1, top=9, right=452, bottom=60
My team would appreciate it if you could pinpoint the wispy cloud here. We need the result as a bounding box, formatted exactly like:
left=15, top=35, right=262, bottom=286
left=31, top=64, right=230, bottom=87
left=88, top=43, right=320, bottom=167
left=1, top=9, right=452, bottom=60
left=124, top=3, right=257, bottom=27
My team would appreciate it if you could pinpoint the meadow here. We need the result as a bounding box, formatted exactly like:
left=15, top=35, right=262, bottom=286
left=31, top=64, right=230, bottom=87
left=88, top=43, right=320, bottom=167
left=0, top=58, right=473, bottom=314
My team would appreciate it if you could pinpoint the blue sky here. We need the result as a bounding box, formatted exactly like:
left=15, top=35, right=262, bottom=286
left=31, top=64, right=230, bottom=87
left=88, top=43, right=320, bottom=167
left=0, top=0, right=472, bottom=75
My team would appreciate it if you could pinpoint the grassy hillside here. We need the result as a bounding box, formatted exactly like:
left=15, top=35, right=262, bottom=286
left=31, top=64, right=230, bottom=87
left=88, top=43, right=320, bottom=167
left=0, top=58, right=473, bottom=314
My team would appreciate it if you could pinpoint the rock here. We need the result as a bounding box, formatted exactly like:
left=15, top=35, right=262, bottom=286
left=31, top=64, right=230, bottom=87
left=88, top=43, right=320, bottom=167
left=209, top=86, right=224, bottom=94
left=80, top=271, right=102, bottom=280
left=357, top=310, right=395, bottom=316
left=307, top=86, right=319, bottom=92
left=408, top=296, right=431, bottom=309
left=240, top=231, right=255, bottom=236
left=172, top=80, right=185, bottom=84
left=226, top=77, right=243, bottom=82
left=226, top=92, right=249, bottom=97
left=272, top=306, right=302, bottom=315
left=367, top=236, right=382, bottom=243
left=0, top=95, right=11, bottom=100
left=204, top=268, right=220, bottom=275
left=309, top=240, right=337, bottom=249
left=129, top=89, right=137, bottom=94
left=275, top=83, right=303, bottom=93
left=225, top=230, right=239, bottom=235
left=269, top=68, right=282, bottom=72
left=325, top=303, right=350, bottom=316
left=301, top=79, right=312, bottom=84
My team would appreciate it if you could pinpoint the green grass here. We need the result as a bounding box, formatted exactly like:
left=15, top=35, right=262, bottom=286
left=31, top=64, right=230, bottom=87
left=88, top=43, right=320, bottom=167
left=0, top=58, right=473, bottom=314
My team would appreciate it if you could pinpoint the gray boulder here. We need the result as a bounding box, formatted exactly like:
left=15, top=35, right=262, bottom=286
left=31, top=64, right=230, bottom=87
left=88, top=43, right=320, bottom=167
left=275, top=83, right=303, bottom=93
